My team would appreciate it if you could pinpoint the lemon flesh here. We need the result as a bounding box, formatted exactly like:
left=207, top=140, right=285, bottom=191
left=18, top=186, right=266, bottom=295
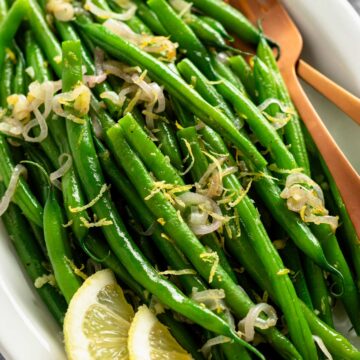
left=128, top=305, right=192, bottom=360
left=64, top=269, right=134, bottom=360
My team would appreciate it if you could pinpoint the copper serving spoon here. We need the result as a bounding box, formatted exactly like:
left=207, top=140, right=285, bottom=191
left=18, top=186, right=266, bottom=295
left=231, top=0, right=360, bottom=235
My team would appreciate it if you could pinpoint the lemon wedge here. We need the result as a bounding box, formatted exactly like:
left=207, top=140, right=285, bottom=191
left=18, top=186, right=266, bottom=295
left=128, top=305, right=192, bottom=360
left=64, top=269, right=134, bottom=360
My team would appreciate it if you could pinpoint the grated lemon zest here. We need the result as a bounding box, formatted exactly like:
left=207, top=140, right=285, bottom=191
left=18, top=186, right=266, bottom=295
left=180, top=138, right=195, bottom=176
left=159, top=269, right=197, bottom=276
left=62, top=219, right=73, bottom=228
left=34, top=274, right=56, bottom=288
left=69, top=184, right=109, bottom=213
left=65, top=258, right=88, bottom=280
left=80, top=216, right=113, bottom=228
left=277, top=268, right=290, bottom=276
left=228, top=180, right=253, bottom=208
left=268, top=163, right=303, bottom=175
left=200, top=251, right=219, bottom=284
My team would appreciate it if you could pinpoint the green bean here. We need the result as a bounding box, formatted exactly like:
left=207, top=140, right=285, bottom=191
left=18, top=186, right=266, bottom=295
left=122, top=118, right=237, bottom=284
left=214, top=78, right=299, bottom=169
left=23, top=145, right=52, bottom=205
left=187, top=0, right=260, bottom=44
left=224, top=220, right=360, bottom=359
left=43, top=188, right=82, bottom=303
left=177, top=126, right=207, bottom=181
left=315, top=146, right=360, bottom=289
left=176, top=57, right=339, bottom=277
left=183, top=13, right=239, bottom=54
left=280, top=240, right=314, bottom=310
left=26, top=0, right=62, bottom=75
left=94, top=0, right=151, bottom=34
left=199, top=15, right=233, bottom=41
left=94, top=136, right=207, bottom=294
left=148, top=0, right=214, bottom=78
left=0, top=0, right=27, bottom=71
left=300, top=302, right=360, bottom=360
left=0, top=53, right=43, bottom=227
left=176, top=56, right=298, bottom=170
left=256, top=36, right=310, bottom=174
left=156, top=120, right=184, bottom=172
left=302, top=256, right=333, bottom=327
left=24, top=33, right=90, bottom=241
left=83, top=234, right=146, bottom=298
left=171, top=97, right=195, bottom=128
left=30, top=0, right=122, bottom=117
left=109, top=119, right=301, bottom=359
left=0, top=0, right=7, bottom=21
left=0, top=52, right=14, bottom=106
left=63, top=41, right=262, bottom=357
left=81, top=20, right=266, bottom=168
left=132, top=0, right=167, bottom=35
left=228, top=55, right=256, bottom=100
left=254, top=39, right=360, bottom=332
left=311, top=223, right=360, bottom=335
left=209, top=50, right=245, bottom=92
left=198, top=126, right=317, bottom=359
left=176, top=58, right=243, bottom=129
left=1, top=187, right=67, bottom=325
left=24, top=30, right=52, bottom=83
left=253, top=56, right=279, bottom=116
left=303, top=119, right=360, bottom=298
left=13, top=43, right=26, bottom=94
left=177, top=126, right=238, bottom=283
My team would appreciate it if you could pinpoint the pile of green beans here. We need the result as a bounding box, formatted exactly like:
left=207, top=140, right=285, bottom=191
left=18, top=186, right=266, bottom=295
left=0, top=0, right=359, bottom=358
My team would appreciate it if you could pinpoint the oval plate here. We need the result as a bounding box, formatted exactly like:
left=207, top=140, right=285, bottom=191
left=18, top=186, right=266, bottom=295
left=0, top=0, right=360, bottom=358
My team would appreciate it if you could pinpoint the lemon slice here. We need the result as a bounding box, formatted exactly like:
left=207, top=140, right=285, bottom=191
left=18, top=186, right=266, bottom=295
left=64, top=269, right=134, bottom=360
left=128, top=305, right=192, bottom=360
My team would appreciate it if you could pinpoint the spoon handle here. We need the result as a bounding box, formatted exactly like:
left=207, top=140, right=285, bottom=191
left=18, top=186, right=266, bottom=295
left=297, top=59, right=360, bottom=125
left=283, top=66, right=360, bottom=236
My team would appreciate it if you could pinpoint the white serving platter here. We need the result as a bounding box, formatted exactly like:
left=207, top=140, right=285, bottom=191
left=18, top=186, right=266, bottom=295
left=0, top=0, right=359, bottom=358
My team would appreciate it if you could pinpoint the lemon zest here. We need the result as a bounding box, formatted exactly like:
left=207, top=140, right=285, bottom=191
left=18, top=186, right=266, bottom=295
left=228, top=180, right=253, bottom=208
left=159, top=269, right=197, bottom=276
left=80, top=216, right=113, bottom=228
left=277, top=268, right=290, bottom=276
left=200, top=251, right=219, bottom=284
left=69, top=184, right=109, bottom=213
left=65, top=258, right=88, bottom=280
left=180, top=138, right=195, bottom=176
left=34, top=274, right=56, bottom=288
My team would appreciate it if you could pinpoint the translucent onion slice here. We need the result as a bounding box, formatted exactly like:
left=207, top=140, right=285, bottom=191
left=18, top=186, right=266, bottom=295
left=7, top=94, right=30, bottom=122
left=238, top=303, right=278, bottom=341
left=285, top=173, right=324, bottom=202
left=22, top=108, right=48, bottom=143
left=303, top=214, right=338, bottom=233
left=0, top=164, right=27, bottom=215
left=84, top=0, right=136, bottom=21
left=177, top=192, right=223, bottom=235
left=103, top=18, right=139, bottom=42
left=104, top=19, right=177, bottom=62
left=49, top=153, right=72, bottom=189
left=191, top=288, right=226, bottom=311
left=258, top=98, right=292, bottom=114
left=47, top=0, right=74, bottom=22
left=169, top=0, right=192, bottom=17
left=313, top=335, right=333, bottom=360
left=94, top=47, right=105, bottom=76
left=200, top=336, right=231, bottom=357
left=52, top=84, right=91, bottom=120
left=84, top=73, right=107, bottom=88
